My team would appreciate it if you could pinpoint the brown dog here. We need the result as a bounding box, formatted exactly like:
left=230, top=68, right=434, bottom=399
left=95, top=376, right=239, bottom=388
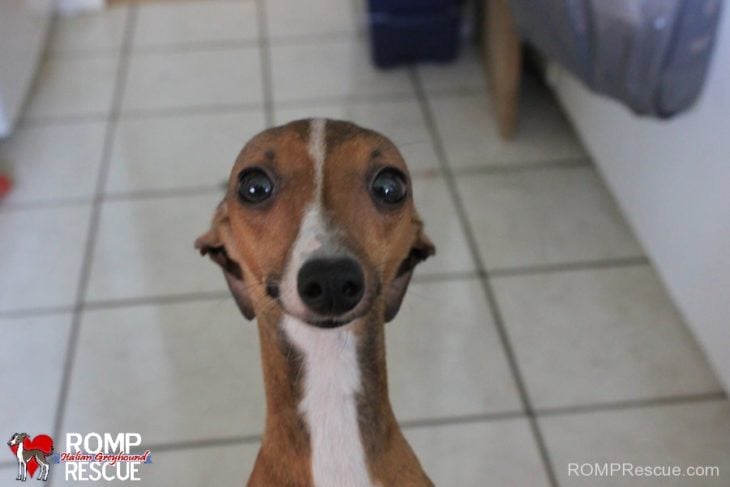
left=196, top=119, right=435, bottom=486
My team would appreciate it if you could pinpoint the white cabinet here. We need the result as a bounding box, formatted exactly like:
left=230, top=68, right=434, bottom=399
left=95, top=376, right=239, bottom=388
left=0, top=0, right=53, bottom=137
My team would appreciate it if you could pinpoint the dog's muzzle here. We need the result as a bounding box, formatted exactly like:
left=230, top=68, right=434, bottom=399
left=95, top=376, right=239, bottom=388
left=296, top=257, right=365, bottom=323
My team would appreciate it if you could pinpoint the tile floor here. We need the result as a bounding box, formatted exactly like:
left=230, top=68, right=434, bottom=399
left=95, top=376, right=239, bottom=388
left=1, top=1, right=728, bottom=486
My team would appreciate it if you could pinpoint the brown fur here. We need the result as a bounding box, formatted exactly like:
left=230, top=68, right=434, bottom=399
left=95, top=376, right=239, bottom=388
left=197, top=119, right=435, bottom=486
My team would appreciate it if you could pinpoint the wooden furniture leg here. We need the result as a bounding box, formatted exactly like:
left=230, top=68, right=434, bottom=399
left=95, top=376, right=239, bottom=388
left=484, top=0, right=522, bottom=139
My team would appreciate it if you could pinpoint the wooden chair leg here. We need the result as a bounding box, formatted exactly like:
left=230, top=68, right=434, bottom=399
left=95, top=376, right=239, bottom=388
left=484, top=0, right=522, bottom=139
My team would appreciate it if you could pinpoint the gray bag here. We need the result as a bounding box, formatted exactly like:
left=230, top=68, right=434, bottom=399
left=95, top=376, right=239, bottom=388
left=507, top=0, right=723, bottom=117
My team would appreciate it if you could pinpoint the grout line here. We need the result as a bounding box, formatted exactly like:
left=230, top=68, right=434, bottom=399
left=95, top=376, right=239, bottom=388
left=45, top=30, right=364, bottom=62
left=9, top=13, right=60, bottom=130
left=18, top=91, right=415, bottom=126
left=399, top=410, right=525, bottom=430
left=0, top=198, right=93, bottom=212
left=450, top=157, right=590, bottom=175
left=115, top=0, right=253, bottom=4
left=271, top=91, right=418, bottom=109
left=411, top=271, right=481, bottom=284
left=18, top=88, right=422, bottom=126
left=17, top=113, right=109, bottom=128
left=102, top=185, right=224, bottom=202
left=1, top=256, right=655, bottom=320
left=82, top=291, right=232, bottom=311
left=63, top=391, right=729, bottom=460
left=489, top=256, right=650, bottom=278
left=535, top=391, right=729, bottom=418
left=118, top=102, right=265, bottom=120
left=129, top=39, right=260, bottom=54
left=0, top=305, right=75, bottom=320
left=410, top=67, right=560, bottom=487
left=268, top=31, right=365, bottom=47
left=143, top=434, right=263, bottom=454
left=254, top=0, right=274, bottom=127
left=51, top=5, right=139, bottom=456
left=1, top=159, right=593, bottom=213
left=0, top=164, right=580, bottom=214
left=0, top=158, right=592, bottom=213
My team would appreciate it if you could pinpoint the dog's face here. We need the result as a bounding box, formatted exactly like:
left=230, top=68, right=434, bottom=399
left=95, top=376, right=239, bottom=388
left=8, top=433, right=27, bottom=446
left=196, top=119, right=434, bottom=328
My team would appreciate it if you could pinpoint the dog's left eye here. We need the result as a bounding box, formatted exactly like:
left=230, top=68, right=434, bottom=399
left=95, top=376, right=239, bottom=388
left=371, top=168, right=408, bottom=206
left=238, top=168, right=274, bottom=204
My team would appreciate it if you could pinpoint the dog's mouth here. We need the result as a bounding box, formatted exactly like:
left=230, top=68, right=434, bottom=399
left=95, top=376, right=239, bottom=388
left=303, top=317, right=351, bottom=329
left=277, top=299, right=372, bottom=329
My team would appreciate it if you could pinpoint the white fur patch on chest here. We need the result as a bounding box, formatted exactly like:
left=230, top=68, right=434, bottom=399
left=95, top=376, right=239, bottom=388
left=282, top=316, right=373, bottom=487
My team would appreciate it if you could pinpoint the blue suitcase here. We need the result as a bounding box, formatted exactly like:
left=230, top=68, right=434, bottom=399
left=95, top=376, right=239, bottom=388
left=367, top=0, right=462, bottom=68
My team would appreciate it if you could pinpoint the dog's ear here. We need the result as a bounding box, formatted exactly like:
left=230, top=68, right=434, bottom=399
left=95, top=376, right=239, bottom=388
left=195, top=201, right=255, bottom=320
left=384, top=225, right=435, bottom=322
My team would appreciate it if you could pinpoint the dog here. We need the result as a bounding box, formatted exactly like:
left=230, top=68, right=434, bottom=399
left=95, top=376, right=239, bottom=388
left=196, top=119, right=436, bottom=486
left=7, top=433, right=52, bottom=482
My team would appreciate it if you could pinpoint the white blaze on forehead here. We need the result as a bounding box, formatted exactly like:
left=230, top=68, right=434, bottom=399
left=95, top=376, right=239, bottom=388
left=279, top=119, right=333, bottom=316
left=297, top=117, right=329, bottom=259
left=283, top=316, right=373, bottom=487
left=308, top=117, right=327, bottom=199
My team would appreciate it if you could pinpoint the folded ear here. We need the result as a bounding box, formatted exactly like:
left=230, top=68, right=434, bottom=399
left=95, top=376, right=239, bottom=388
left=384, top=227, right=435, bottom=322
left=195, top=202, right=255, bottom=320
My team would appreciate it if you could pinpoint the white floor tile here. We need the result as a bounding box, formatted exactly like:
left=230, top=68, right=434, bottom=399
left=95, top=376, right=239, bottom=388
left=492, top=266, right=721, bottom=409
left=62, top=300, right=265, bottom=445
left=416, top=45, right=487, bottom=94
left=121, top=48, right=262, bottom=113
left=271, top=40, right=414, bottom=103
left=24, top=56, right=119, bottom=120
left=540, top=400, right=730, bottom=486
left=49, top=5, right=128, bottom=55
left=275, top=98, right=440, bottom=173
left=389, top=279, right=522, bottom=419
left=0, top=205, right=91, bottom=312
left=405, top=419, right=551, bottom=487
left=0, top=314, right=71, bottom=440
left=107, top=110, right=266, bottom=194
left=411, top=176, right=475, bottom=275
left=0, top=121, right=106, bottom=204
left=133, top=0, right=257, bottom=48
left=266, top=0, right=357, bottom=39
left=86, top=194, right=226, bottom=302
left=457, top=167, right=643, bottom=269
left=429, top=88, right=585, bottom=168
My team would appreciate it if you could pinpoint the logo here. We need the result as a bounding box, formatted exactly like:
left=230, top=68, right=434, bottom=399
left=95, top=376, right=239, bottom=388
left=7, top=432, right=152, bottom=483
left=7, top=432, right=54, bottom=482
left=59, top=432, right=151, bottom=482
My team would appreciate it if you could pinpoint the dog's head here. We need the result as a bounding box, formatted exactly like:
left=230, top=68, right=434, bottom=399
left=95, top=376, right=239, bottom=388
left=7, top=433, right=27, bottom=446
left=196, top=119, right=434, bottom=328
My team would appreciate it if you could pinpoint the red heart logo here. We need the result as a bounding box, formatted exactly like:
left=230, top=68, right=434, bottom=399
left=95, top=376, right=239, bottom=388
left=8, top=434, right=54, bottom=479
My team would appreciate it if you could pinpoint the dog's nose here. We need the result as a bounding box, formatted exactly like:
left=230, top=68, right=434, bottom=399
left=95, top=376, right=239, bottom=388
left=297, top=258, right=365, bottom=316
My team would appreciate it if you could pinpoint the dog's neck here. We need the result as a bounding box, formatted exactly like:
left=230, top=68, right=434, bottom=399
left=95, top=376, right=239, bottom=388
left=249, top=309, right=428, bottom=486
left=15, top=441, right=24, bottom=459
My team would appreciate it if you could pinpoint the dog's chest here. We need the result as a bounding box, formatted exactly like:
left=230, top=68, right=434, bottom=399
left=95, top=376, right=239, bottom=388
left=282, top=317, right=373, bottom=487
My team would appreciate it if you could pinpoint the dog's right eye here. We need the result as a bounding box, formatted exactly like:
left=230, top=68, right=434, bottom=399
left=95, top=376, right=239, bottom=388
left=238, top=168, right=274, bottom=204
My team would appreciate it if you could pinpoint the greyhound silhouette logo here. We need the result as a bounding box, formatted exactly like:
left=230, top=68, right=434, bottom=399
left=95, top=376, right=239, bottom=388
left=7, top=433, right=54, bottom=482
